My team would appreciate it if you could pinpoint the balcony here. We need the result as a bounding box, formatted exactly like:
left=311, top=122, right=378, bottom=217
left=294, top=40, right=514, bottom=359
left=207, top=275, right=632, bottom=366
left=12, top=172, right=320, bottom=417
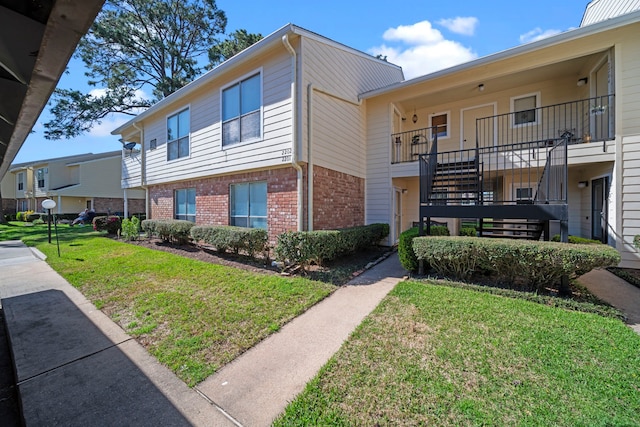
left=391, top=95, right=615, bottom=164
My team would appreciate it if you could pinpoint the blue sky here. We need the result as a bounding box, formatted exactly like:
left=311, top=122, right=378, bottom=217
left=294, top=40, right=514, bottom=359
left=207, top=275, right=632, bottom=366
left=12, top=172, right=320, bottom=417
left=14, top=0, right=590, bottom=163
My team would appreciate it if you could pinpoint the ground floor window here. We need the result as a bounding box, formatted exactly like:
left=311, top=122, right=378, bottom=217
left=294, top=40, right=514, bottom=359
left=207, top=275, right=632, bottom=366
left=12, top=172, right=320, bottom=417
left=175, top=188, right=196, bottom=222
left=230, top=181, right=267, bottom=229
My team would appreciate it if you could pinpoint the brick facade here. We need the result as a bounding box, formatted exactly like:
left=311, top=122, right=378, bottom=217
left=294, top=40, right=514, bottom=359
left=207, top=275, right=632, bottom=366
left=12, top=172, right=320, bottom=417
left=149, top=167, right=299, bottom=243
left=148, top=165, right=366, bottom=244
left=312, top=165, right=365, bottom=230
left=2, top=198, right=16, bottom=215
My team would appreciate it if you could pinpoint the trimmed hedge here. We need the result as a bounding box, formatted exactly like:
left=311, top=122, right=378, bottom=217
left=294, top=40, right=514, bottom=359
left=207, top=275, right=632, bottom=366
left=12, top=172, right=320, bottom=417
left=459, top=227, right=477, bottom=237
left=92, top=216, right=122, bottom=235
left=551, top=234, right=602, bottom=244
left=412, top=236, right=621, bottom=291
left=398, top=225, right=450, bottom=272
left=191, top=225, right=268, bottom=257
left=274, top=223, right=389, bottom=268
left=141, top=219, right=194, bottom=244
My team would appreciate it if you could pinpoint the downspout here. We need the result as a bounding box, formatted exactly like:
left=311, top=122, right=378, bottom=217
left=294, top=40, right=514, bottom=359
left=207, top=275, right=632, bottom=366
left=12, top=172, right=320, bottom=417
left=306, top=84, right=363, bottom=231
left=282, top=33, right=304, bottom=232
left=132, top=122, right=148, bottom=219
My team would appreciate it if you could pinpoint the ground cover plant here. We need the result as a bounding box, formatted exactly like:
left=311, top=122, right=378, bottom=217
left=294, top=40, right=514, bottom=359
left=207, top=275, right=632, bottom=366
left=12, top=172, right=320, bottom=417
left=0, top=222, right=334, bottom=386
left=275, top=280, right=640, bottom=426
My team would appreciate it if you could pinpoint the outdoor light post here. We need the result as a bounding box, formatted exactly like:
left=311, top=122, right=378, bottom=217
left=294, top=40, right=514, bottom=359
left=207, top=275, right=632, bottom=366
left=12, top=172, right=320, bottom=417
left=42, top=199, right=56, bottom=244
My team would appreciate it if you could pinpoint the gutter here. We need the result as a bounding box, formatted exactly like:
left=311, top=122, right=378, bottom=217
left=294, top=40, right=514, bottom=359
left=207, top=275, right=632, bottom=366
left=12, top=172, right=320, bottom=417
left=282, top=34, right=304, bottom=232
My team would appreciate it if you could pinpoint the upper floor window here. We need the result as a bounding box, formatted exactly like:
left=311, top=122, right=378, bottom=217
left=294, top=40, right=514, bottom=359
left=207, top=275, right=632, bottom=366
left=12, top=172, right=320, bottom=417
left=222, top=73, right=261, bottom=146
left=36, top=168, right=46, bottom=188
left=512, top=93, right=540, bottom=126
left=175, top=188, right=196, bottom=222
left=17, top=172, right=24, bottom=191
left=429, top=112, right=449, bottom=139
left=167, top=108, right=190, bottom=161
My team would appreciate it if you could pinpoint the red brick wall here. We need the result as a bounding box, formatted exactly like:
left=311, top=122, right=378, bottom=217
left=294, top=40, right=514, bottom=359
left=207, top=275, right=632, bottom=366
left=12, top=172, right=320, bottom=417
left=148, top=167, right=300, bottom=244
left=312, top=166, right=364, bottom=230
left=2, top=198, right=16, bottom=215
left=126, top=199, right=146, bottom=215
left=93, top=198, right=124, bottom=214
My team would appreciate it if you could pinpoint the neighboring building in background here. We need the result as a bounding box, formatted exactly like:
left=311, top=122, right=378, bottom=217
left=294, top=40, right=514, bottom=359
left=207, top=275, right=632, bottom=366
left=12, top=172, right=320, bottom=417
left=2, top=151, right=145, bottom=216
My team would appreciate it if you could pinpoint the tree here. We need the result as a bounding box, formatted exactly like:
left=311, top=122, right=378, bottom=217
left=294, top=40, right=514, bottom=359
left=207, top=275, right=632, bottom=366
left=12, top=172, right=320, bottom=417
left=44, top=0, right=258, bottom=140
left=208, top=29, right=263, bottom=67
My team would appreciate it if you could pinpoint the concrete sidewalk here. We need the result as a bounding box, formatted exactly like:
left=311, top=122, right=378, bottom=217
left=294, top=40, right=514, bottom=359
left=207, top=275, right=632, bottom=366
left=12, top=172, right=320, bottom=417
left=0, top=240, right=406, bottom=426
left=577, top=268, right=640, bottom=335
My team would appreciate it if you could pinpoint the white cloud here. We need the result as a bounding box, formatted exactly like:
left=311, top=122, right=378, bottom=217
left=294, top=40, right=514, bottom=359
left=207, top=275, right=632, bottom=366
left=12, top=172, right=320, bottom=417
left=88, top=114, right=134, bottom=138
left=519, top=27, right=562, bottom=44
left=437, top=17, right=478, bottom=36
left=371, top=20, right=477, bottom=80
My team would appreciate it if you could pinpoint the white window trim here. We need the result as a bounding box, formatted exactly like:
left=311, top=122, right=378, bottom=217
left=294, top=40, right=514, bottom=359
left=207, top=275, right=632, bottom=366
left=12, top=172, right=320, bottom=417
left=428, top=111, right=450, bottom=140
left=220, top=68, right=264, bottom=149
left=166, top=104, right=191, bottom=162
left=510, top=92, right=541, bottom=128
left=17, top=172, right=24, bottom=191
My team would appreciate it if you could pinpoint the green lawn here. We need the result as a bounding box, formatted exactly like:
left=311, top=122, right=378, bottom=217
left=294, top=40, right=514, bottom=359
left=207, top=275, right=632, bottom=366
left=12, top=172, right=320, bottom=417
left=275, top=280, right=640, bottom=426
left=0, top=222, right=335, bottom=386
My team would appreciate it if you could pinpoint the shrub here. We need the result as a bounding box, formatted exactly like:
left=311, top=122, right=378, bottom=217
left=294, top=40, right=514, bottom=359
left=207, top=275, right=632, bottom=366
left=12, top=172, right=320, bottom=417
left=191, top=225, right=268, bottom=257
left=634, top=235, right=640, bottom=250
left=398, top=227, right=420, bottom=272
left=274, top=223, right=389, bottom=269
left=16, top=210, right=34, bottom=222
left=32, top=218, right=45, bottom=225
left=397, top=225, right=450, bottom=273
left=121, top=216, right=141, bottom=241
left=26, top=213, right=42, bottom=222
left=92, top=216, right=121, bottom=235
left=459, top=227, right=477, bottom=237
left=412, top=237, right=621, bottom=292
left=551, top=234, right=602, bottom=244
left=141, top=219, right=194, bottom=244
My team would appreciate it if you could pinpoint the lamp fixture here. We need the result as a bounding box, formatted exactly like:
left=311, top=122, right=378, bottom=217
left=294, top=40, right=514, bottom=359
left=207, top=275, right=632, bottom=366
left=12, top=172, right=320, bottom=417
left=478, top=83, right=485, bottom=92
left=578, top=181, right=589, bottom=188
left=412, top=108, right=418, bottom=124
left=577, top=77, right=588, bottom=87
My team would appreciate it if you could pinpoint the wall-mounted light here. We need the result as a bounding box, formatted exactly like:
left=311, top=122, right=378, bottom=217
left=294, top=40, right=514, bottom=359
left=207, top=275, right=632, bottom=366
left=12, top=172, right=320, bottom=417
left=577, top=77, right=588, bottom=87
left=578, top=181, right=589, bottom=188
left=478, top=83, right=485, bottom=92
left=402, top=189, right=408, bottom=194
left=412, top=108, right=418, bottom=124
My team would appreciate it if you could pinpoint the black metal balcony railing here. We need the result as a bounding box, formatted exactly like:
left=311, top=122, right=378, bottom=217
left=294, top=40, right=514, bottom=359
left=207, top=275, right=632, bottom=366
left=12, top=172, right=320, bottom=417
left=475, top=94, right=615, bottom=151
left=391, top=126, right=440, bottom=164
left=392, top=95, right=615, bottom=164
left=418, top=137, right=568, bottom=208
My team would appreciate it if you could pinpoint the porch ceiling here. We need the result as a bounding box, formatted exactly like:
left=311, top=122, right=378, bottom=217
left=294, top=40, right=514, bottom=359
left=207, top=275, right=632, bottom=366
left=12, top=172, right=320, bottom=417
left=399, top=52, right=602, bottom=110
left=0, top=0, right=104, bottom=180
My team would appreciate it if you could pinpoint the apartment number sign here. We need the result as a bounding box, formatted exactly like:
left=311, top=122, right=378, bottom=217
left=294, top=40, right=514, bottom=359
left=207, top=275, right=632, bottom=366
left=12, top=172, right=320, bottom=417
left=281, top=148, right=292, bottom=162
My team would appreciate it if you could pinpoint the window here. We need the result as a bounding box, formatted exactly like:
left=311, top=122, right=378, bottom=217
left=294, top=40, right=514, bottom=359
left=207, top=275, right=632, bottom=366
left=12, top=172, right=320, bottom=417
left=175, top=188, right=196, bottom=222
left=512, top=94, right=539, bottom=126
left=429, top=112, right=449, bottom=139
left=230, top=181, right=267, bottom=229
left=17, top=172, right=24, bottom=191
left=222, top=73, right=261, bottom=146
left=20, top=200, right=28, bottom=211
left=167, top=108, right=190, bottom=161
left=36, top=168, right=46, bottom=188
left=515, top=186, right=533, bottom=203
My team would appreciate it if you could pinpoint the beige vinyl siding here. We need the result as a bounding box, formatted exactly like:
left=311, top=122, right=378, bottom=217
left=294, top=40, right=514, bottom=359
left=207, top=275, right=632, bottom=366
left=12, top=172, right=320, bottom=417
left=365, top=99, right=393, bottom=227
left=141, top=47, right=294, bottom=186
left=300, top=37, right=403, bottom=179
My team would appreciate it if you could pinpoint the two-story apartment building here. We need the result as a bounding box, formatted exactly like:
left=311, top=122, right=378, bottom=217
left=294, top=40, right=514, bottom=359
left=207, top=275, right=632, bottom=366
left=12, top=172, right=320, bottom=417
left=3, top=152, right=145, bottom=216
left=113, top=5, right=640, bottom=268
left=113, top=25, right=404, bottom=241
